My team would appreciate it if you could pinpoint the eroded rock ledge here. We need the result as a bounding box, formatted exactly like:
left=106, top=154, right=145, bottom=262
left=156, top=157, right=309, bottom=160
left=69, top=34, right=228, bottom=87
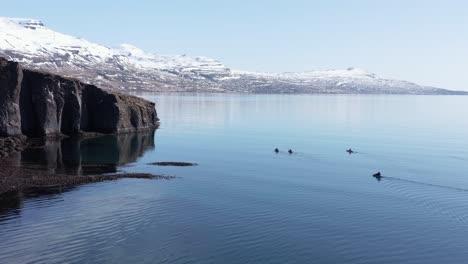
left=0, top=57, right=159, bottom=138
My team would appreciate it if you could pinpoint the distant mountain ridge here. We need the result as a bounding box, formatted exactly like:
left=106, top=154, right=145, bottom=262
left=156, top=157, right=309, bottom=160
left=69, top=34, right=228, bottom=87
left=0, top=17, right=465, bottom=95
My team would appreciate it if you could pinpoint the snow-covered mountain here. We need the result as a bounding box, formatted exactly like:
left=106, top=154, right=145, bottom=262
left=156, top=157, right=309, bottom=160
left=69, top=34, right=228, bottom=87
left=0, top=17, right=464, bottom=94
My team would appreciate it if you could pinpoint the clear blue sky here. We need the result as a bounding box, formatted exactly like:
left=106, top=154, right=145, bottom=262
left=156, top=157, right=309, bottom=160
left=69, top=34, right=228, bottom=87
left=2, top=0, right=467, bottom=90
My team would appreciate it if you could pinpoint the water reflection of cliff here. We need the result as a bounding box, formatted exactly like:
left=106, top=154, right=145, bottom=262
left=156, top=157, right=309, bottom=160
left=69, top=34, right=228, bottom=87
left=16, top=130, right=156, bottom=175
left=0, top=131, right=155, bottom=218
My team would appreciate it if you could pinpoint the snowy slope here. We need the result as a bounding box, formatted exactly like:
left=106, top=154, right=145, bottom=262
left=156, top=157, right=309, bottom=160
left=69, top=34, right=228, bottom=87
left=0, top=17, right=463, bottom=94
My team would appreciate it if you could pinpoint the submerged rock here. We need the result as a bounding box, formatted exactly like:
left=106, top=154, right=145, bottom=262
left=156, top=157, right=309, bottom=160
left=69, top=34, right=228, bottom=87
left=0, top=57, right=159, bottom=138
left=149, top=162, right=198, bottom=167
left=0, top=136, right=27, bottom=158
left=0, top=164, right=175, bottom=196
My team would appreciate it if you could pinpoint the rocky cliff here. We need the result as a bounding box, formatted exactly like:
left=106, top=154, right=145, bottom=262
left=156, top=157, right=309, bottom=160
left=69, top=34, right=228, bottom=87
left=0, top=57, right=159, bottom=137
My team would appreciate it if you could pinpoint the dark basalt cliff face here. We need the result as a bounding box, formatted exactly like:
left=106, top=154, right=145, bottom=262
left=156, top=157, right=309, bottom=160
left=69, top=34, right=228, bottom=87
left=0, top=57, right=159, bottom=137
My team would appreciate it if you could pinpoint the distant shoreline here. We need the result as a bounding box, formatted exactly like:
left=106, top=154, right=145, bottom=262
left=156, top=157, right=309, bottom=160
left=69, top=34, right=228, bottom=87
left=129, top=91, right=468, bottom=96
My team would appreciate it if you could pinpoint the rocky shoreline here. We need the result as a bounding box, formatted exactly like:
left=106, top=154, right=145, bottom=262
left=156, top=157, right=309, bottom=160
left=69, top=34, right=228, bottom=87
left=0, top=54, right=169, bottom=201
left=0, top=56, right=167, bottom=198
left=0, top=160, right=174, bottom=197
left=0, top=133, right=175, bottom=196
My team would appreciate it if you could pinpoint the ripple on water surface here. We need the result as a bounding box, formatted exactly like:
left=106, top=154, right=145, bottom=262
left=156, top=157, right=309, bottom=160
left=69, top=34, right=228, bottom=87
left=1, top=94, right=468, bottom=264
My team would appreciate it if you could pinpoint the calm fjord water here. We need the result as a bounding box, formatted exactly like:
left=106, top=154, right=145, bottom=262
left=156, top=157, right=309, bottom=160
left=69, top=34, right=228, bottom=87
left=1, top=94, right=468, bottom=264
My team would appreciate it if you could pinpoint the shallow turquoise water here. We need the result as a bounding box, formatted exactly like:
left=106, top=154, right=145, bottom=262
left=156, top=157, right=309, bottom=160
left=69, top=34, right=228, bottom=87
left=1, top=94, right=468, bottom=264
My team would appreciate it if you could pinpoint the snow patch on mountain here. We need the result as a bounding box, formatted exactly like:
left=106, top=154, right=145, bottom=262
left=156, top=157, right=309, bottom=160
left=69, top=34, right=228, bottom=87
left=0, top=17, right=464, bottom=94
